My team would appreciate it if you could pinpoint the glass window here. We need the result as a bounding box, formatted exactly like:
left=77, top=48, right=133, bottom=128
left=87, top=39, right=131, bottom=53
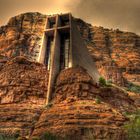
left=60, top=33, right=70, bottom=70
left=45, top=36, right=54, bottom=70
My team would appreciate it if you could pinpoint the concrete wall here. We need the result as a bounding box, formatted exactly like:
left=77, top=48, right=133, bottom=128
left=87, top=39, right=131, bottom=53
left=71, top=18, right=100, bottom=82
left=69, top=14, right=73, bottom=68
left=47, top=30, right=61, bottom=103
left=46, top=15, right=62, bottom=104
left=38, top=33, right=47, bottom=63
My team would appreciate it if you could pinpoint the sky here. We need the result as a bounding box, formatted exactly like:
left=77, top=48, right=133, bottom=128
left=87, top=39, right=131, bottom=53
left=0, top=0, right=140, bottom=34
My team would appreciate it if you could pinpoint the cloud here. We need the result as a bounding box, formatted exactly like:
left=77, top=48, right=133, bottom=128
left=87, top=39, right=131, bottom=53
left=0, top=0, right=139, bottom=34
left=0, top=0, right=80, bottom=25
left=71, top=0, right=140, bottom=34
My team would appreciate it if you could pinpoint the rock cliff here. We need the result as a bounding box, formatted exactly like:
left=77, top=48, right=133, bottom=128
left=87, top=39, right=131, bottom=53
left=0, top=58, right=135, bottom=139
left=0, top=12, right=46, bottom=62
left=75, top=18, right=140, bottom=86
left=0, top=57, right=48, bottom=137
left=0, top=12, right=140, bottom=139
left=0, top=12, right=140, bottom=87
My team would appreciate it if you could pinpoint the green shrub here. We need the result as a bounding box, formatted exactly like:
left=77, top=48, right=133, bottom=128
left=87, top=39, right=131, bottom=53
left=124, top=110, right=140, bottom=140
left=0, top=134, right=17, bottom=140
left=41, top=132, right=58, bottom=140
left=112, top=59, right=116, bottom=63
left=99, top=77, right=107, bottom=87
left=95, top=97, right=101, bottom=104
left=32, top=136, right=40, bottom=140
left=127, top=82, right=140, bottom=93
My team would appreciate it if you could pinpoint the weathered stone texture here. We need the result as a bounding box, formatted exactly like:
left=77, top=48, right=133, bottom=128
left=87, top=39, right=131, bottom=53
left=0, top=56, right=48, bottom=104
left=0, top=12, right=46, bottom=61
left=75, top=18, right=140, bottom=85
left=0, top=13, right=140, bottom=86
left=32, top=67, right=133, bottom=140
left=0, top=56, right=48, bottom=137
left=0, top=58, right=136, bottom=139
left=0, top=12, right=139, bottom=139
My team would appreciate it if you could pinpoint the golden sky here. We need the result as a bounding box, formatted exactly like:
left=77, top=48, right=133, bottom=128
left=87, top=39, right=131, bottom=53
left=0, top=0, right=140, bottom=34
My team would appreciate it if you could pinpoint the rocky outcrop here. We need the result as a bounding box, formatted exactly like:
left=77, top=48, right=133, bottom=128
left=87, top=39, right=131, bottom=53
left=0, top=57, right=137, bottom=139
left=32, top=102, right=126, bottom=140
left=0, top=56, right=48, bottom=104
left=53, top=67, right=135, bottom=112
left=32, top=67, right=135, bottom=140
left=0, top=12, right=46, bottom=62
left=75, top=18, right=140, bottom=86
left=0, top=13, right=140, bottom=87
left=0, top=12, right=139, bottom=139
left=0, top=103, right=43, bottom=138
left=0, top=56, right=48, bottom=137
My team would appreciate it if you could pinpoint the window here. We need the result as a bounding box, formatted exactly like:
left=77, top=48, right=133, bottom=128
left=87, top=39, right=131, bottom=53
left=47, top=17, right=56, bottom=29
left=45, top=36, right=54, bottom=70
left=50, top=22, right=56, bottom=28
left=60, top=33, right=70, bottom=70
left=61, top=19, right=69, bottom=26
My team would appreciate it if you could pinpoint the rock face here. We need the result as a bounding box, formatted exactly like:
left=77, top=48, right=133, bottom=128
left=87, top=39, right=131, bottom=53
left=0, top=57, right=48, bottom=137
left=0, top=12, right=139, bottom=139
left=53, top=67, right=135, bottom=113
left=32, top=103, right=126, bottom=140
left=0, top=12, right=46, bottom=62
left=0, top=13, right=140, bottom=86
left=0, top=58, right=136, bottom=139
left=0, top=56, right=48, bottom=104
left=32, top=67, right=134, bottom=140
left=76, top=19, right=140, bottom=86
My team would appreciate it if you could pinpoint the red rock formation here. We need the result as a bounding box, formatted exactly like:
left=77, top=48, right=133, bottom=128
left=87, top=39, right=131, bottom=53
left=32, top=102, right=126, bottom=140
left=0, top=56, right=48, bottom=104
left=0, top=13, right=140, bottom=87
left=0, top=12, right=46, bottom=62
left=32, top=67, right=135, bottom=140
left=0, top=56, right=48, bottom=137
left=75, top=18, right=140, bottom=86
left=53, top=67, right=135, bottom=112
left=0, top=12, right=139, bottom=139
left=0, top=58, right=136, bottom=139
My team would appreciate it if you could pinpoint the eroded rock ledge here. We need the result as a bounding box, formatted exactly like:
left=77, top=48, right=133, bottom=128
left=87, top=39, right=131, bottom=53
left=0, top=57, right=48, bottom=137
left=0, top=57, right=138, bottom=140
left=32, top=67, right=135, bottom=140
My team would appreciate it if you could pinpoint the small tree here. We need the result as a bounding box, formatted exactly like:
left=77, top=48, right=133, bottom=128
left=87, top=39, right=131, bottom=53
left=41, top=132, right=58, bottom=140
left=99, top=77, right=106, bottom=86
left=124, top=110, right=140, bottom=140
left=127, top=82, right=140, bottom=93
left=95, top=97, right=101, bottom=104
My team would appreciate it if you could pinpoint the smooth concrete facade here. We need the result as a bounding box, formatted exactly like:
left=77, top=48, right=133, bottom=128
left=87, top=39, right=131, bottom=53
left=38, top=13, right=100, bottom=104
left=71, top=19, right=100, bottom=82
